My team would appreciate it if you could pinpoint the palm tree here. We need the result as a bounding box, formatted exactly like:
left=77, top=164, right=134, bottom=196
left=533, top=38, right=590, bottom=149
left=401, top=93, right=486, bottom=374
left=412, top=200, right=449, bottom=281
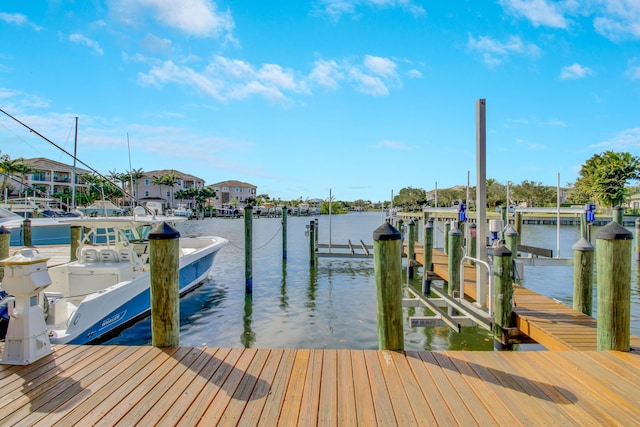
left=151, top=175, right=165, bottom=207
left=0, top=156, right=35, bottom=198
left=128, top=168, right=145, bottom=205
left=163, top=170, right=181, bottom=208
left=107, top=169, right=125, bottom=207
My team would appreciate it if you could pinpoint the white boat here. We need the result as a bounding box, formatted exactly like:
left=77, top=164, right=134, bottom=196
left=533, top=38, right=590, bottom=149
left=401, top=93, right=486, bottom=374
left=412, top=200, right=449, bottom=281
left=0, top=206, right=80, bottom=246
left=172, top=203, right=193, bottom=218
left=31, top=213, right=227, bottom=344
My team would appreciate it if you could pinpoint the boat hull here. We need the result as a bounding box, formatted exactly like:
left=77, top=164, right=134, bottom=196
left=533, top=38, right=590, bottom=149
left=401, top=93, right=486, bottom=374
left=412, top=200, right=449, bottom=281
left=48, top=238, right=225, bottom=345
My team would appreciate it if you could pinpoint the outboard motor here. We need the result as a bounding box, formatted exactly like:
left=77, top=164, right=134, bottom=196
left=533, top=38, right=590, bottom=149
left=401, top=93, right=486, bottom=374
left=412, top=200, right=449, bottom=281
left=0, top=249, right=53, bottom=365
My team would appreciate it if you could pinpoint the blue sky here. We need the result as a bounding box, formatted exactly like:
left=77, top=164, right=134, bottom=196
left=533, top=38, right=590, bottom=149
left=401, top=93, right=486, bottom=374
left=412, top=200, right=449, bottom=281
left=0, top=1, right=639, bottom=203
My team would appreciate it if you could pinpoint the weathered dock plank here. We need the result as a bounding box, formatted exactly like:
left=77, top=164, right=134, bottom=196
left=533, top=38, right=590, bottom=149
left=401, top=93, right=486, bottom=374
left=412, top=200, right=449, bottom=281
left=1, top=345, right=639, bottom=426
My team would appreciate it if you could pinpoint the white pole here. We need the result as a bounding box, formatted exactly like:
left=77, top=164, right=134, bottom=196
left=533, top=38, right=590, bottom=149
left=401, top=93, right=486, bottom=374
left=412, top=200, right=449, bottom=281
left=476, top=99, right=487, bottom=308
left=329, top=188, right=332, bottom=249
left=71, top=117, right=78, bottom=210
left=127, top=133, right=134, bottom=208
left=557, top=173, right=561, bottom=258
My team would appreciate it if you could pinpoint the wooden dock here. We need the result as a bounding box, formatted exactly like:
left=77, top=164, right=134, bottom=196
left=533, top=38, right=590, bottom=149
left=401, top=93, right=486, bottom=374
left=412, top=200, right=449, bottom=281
left=413, top=245, right=640, bottom=351
left=1, top=344, right=639, bottom=426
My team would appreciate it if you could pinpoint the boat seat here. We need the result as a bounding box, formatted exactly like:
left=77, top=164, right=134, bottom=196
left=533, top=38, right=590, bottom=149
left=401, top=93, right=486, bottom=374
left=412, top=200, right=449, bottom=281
left=99, top=249, right=119, bottom=263
left=118, top=249, right=132, bottom=262
left=82, top=248, right=99, bottom=263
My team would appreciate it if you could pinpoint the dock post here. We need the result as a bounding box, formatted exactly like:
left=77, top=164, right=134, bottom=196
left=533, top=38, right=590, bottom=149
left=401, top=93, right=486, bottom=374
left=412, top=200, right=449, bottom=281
left=22, top=218, right=31, bottom=247
left=595, top=221, right=632, bottom=351
left=504, top=225, right=518, bottom=280
left=149, top=222, right=180, bottom=347
left=309, top=220, right=316, bottom=267
left=373, top=222, right=403, bottom=351
left=469, top=223, right=477, bottom=265
left=612, top=205, right=624, bottom=224
left=245, top=205, right=253, bottom=294
left=447, top=222, right=462, bottom=296
left=0, top=226, right=9, bottom=281
left=580, top=212, right=588, bottom=240
left=282, top=206, right=287, bottom=261
left=407, top=220, right=415, bottom=280
left=443, top=220, right=450, bottom=255
left=636, top=218, right=640, bottom=261
left=493, top=243, right=513, bottom=350
left=422, top=219, right=434, bottom=294
left=70, top=225, right=82, bottom=262
left=572, top=238, right=595, bottom=316
left=514, top=211, right=522, bottom=245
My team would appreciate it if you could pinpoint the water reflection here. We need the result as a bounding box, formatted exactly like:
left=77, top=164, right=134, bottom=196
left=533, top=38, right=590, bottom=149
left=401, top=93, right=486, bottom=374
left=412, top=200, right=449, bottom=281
left=241, top=294, right=255, bottom=348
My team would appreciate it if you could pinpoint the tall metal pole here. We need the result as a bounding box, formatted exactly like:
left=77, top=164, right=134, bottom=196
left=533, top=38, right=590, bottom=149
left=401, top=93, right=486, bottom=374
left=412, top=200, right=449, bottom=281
left=476, top=99, right=487, bottom=307
left=557, top=173, right=561, bottom=258
left=127, top=133, right=134, bottom=208
left=71, top=117, right=78, bottom=210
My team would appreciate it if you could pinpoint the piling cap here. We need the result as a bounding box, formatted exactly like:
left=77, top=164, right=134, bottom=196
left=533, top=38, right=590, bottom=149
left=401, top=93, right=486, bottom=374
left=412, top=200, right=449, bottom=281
left=493, top=244, right=512, bottom=257
left=504, top=225, right=518, bottom=236
left=0, top=225, right=10, bottom=235
left=572, top=238, right=594, bottom=251
left=373, top=222, right=401, bottom=241
left=148, top=222, right=181, bottom=240
left=594, top=221, right=633, bottom=240
left=425, top=219, right=434, bottom=229
left=448, top=225, right=462, bottom=235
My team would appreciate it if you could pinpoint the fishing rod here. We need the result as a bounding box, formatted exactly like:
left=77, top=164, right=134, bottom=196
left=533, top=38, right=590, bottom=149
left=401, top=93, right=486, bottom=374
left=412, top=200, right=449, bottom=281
left=0, top=108, right=149, bottom=212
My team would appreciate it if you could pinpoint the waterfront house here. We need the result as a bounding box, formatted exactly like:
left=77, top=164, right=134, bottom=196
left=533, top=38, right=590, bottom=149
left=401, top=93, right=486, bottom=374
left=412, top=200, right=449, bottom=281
left=17, top=157, right=90, bottom=199
left=207, top=180, right=257, bottom=209
left=134, top=169, right=205, bottom=210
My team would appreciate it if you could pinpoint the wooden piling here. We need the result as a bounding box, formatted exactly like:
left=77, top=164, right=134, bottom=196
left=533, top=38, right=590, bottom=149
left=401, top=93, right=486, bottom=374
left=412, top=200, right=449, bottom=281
left=407, top=220, right=415, bottom=280
left=514, top=211, right=522, bottom=245
left=572, top=238, right=594, bottom=316
left=595, top=221, right=632, bottom=351
left=422, top=219, right=434, bottom=294
left=22, top=218, right=31, bottom=247
left=612, top=205, right=624, bottom=224
left=493, top=244, right=513, bottom=350
left=447, top=222, right=462, bottom=296
left=0, top=226, right=10, bottom=281
left=504, top=225, right=518, bottom=272
left=309, top=220, right=316, bottom=267
left=245, top=205, right=253, bottom=294
left=373, top=222, right=403, bottom=351
left=149, top=222, right=180, bottom=347
left=70, top=225, right=82, bottom=262
left=469, top=223, right=477, bottom=265
left=443, top=220, right=450, bottom=255
left=281, top=206, right=287, bottom=261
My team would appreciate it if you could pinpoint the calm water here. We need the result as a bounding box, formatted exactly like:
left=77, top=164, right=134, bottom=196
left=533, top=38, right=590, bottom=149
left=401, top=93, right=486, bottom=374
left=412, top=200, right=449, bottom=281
left=104, top=212, right=640, bottom=349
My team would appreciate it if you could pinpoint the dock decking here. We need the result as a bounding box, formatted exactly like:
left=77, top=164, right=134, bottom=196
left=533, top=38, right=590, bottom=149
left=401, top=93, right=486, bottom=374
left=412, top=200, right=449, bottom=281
left=1, top=344, right=640, bottom=426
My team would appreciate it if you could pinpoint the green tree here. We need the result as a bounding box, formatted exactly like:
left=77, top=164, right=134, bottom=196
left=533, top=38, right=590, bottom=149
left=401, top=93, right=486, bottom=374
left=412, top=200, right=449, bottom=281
left=393, top=187, right=427, bottom=210
left=572, top=151, right=640, bottom=207
left=486, top=179, right=506, bottom=208
left=511, top=180, right=556, bottom=207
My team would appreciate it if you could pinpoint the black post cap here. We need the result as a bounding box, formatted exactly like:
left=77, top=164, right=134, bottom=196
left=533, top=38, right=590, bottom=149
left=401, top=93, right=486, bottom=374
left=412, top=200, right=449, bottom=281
left=594, top=221, right=633, bottom=240
left=373, top=222, right=401, bottom=241
left=149, top=222, right=181, bottom=240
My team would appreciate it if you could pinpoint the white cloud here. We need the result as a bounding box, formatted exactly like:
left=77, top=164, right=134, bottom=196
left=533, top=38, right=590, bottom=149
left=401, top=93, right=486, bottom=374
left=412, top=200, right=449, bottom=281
left=309, top=59, right=344, bottom=89
left=0, top=12, right=43, bottom=31
left=349, top=69, right=389, bottom=96
left=364, top=55, right=397, bottom=78
left=499, top=0, right=568, bottom=28
left=559, top=63, right=594, bottom=79
left=109, top=0, right=234, bottom=38
left=140, top=33, right=173, bottom=55
left=467, top=34, right=541, bottom=67
left=406, top=69, right=422, bottom=78
left=138, top=54, right=405, bottom=102
left=315, top=0, right=425, bottom=20
left=626, top=64, right=640, bottom=80
left=591, top=128, right=640, bottom=150
left=69, top=34, right=104, bottom=55
left=593, top=0, right=640, bottom=41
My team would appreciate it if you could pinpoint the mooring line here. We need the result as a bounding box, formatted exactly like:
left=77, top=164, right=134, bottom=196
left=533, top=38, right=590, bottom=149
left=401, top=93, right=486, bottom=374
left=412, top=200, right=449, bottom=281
left=225, top=224, right=283, bottom=252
